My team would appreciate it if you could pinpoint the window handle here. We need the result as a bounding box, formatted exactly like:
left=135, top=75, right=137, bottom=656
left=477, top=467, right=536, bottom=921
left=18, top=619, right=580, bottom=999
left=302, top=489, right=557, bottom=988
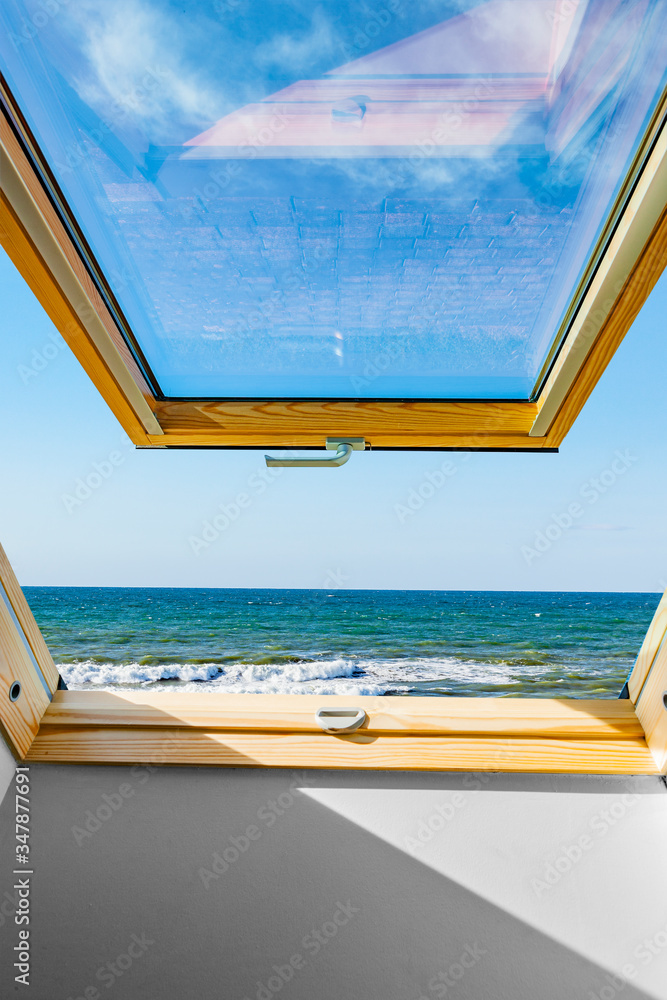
left=265, top=438, right=366, bottom=468
left=315, top=707, right=367, bottom=734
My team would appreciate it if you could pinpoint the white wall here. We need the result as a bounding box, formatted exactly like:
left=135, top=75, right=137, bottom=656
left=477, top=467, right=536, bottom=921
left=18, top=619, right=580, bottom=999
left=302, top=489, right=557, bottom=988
left=0, top=736, right=14, bottom=804
left=1, top=766, right=666, bottom=1000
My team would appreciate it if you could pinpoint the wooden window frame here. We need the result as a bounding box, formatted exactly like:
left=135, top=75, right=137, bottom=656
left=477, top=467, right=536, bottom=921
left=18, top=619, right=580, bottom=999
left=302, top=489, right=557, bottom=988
left=1, top=78, right=667, bottom=773
left=1, top=81, right=667, bottom=452
left=1, top=540, right=666, bottom=773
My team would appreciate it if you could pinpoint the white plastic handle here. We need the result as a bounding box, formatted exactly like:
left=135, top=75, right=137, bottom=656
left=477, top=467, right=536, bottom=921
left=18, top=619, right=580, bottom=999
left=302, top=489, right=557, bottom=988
left=315, top=707, right=367, bottom=734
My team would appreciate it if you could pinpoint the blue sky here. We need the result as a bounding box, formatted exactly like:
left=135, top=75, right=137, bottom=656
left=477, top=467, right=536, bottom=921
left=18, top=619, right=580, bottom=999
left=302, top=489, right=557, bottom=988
left=1, top=0, right=665, bottom=593
left=0, top=246, right=665, bottom=592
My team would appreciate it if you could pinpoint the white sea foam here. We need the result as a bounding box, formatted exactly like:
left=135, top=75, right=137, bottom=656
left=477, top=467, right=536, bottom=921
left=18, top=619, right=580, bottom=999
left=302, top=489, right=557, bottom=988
left=58, top=655, right=520, bottom=696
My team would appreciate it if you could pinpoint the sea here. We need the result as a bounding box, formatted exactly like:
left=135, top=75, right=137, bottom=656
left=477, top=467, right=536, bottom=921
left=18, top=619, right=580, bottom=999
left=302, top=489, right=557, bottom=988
left=24, top=588, right=661, bottom=699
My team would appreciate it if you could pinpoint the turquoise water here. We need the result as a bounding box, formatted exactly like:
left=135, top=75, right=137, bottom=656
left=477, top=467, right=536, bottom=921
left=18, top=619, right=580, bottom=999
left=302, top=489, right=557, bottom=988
left=24, top=588, right=660, bottom=698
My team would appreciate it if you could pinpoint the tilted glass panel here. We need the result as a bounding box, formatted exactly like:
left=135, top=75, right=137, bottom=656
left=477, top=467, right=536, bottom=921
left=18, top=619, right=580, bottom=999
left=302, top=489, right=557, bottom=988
left=1, top=0, right=666, bottom=399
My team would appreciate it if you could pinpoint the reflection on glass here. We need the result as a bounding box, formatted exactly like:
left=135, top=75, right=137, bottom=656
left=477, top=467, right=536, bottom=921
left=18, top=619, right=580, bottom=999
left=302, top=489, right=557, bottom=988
left=1, top=1, right=666, bottom=398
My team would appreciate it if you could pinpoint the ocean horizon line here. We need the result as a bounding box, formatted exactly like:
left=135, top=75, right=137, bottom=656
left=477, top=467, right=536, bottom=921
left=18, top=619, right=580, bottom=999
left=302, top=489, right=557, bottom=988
left=23, top=584, right=663, bottom=595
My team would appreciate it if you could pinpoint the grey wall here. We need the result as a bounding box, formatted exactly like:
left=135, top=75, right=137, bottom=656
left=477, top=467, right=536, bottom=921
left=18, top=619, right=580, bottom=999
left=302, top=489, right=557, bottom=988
left=1, top=765, right=666, bottom=1000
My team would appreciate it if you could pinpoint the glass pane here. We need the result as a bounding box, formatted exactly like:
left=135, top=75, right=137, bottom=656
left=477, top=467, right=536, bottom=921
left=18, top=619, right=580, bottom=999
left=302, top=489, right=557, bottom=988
left=1, top=0, right=666, bottom=399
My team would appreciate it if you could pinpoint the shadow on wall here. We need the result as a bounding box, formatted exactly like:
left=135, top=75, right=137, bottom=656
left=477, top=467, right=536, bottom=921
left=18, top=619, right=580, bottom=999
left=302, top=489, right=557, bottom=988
left=0, top=765, right=665, bottom=1000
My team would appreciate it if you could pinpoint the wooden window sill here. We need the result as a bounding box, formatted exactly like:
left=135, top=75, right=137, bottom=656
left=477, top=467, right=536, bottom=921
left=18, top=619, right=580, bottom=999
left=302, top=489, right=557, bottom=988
left=23, top=691, right=659, bottom=774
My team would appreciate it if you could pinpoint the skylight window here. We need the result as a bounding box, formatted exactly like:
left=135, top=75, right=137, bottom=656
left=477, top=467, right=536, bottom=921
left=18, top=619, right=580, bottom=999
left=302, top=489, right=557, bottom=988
left=2, top=0, right=666, bottom=402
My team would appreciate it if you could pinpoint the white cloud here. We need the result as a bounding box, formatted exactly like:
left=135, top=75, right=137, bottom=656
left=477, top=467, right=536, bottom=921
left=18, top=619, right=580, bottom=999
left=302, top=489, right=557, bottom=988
left=253, top=8, right=343, bottom=73
left=60, top=0, right=221, bottom=138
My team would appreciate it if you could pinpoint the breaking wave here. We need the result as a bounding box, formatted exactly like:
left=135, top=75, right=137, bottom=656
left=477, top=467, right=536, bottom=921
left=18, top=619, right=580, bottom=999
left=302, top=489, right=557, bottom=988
left=58, top=655, right=521, bottom=696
